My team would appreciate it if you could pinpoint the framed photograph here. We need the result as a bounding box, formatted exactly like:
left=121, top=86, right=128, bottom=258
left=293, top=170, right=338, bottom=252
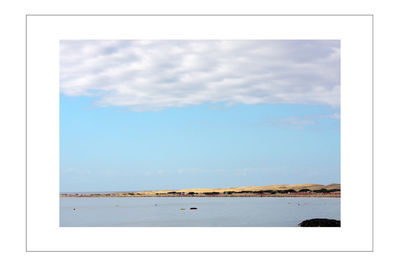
left=26, top=15, right=373, bottom=251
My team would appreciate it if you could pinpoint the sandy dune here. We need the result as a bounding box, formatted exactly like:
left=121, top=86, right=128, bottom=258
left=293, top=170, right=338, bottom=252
left=131, top=183, right=340, bottom=196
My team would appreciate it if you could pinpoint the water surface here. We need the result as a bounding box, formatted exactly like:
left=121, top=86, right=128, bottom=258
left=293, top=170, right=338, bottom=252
left=60, top=197, right=340, bottom=227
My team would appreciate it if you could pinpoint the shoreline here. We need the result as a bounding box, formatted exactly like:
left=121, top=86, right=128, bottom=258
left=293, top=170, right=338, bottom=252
left=61, top=194, right=340, bottom=198
left=60, top=183, right=340, bottom=198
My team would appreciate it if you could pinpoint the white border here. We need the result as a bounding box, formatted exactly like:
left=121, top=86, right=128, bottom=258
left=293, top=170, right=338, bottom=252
left=27, top=15, right=372, bottom=251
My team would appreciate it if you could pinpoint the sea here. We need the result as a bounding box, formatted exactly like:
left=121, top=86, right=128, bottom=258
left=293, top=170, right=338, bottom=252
left=60, top=197, right=340, bottom=227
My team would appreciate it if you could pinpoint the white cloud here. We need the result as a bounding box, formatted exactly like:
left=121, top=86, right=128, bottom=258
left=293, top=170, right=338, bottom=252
left=327, top=112, right=340, bottom=119
left=268, top=116, right=317, bottom=130
left=60, top=40, right=340, bottom=111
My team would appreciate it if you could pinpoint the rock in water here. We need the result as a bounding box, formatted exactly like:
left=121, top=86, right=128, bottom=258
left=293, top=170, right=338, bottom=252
left=299, top=218, right=340, bottom=227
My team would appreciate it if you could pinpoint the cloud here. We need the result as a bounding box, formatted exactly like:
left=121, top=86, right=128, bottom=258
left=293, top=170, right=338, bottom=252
left=327, top=112, right=340, bottom=119
left=267, top=116, right=316, bottom=130
left=60, top=40, right=340, bottom=111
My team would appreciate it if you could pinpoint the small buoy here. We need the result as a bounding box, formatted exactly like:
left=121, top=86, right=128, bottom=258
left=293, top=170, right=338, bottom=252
left=190, top=207, right=197, bottom=210
left=73, top=208, right=76, bottom=211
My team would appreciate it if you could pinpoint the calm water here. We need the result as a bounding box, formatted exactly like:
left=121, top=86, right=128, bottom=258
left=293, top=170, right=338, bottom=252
left=60, top=197, right=340, bottom=227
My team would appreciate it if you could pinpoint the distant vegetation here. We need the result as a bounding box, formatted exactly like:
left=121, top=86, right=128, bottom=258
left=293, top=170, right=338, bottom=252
left=299, top=189, right=311, bottom=192
left=327, top=189, right=340, bottom=192
left=204, top=192, right=220, bottom=195
left=61, top=184, right=340, bottom=198
left=313, top=188, right=329, bottom=193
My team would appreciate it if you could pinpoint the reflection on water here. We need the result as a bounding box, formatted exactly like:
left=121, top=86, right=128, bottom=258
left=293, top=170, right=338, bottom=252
left=60, top=197, right=340, bottom=227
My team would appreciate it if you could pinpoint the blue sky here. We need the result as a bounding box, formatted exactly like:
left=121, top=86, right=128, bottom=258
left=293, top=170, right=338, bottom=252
left=60, top=40, right=340, bottom=192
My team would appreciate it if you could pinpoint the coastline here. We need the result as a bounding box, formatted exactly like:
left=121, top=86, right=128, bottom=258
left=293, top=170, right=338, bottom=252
left=61, top=183, right=340, bottom=198
left=61, top=193, right=340, bottom=198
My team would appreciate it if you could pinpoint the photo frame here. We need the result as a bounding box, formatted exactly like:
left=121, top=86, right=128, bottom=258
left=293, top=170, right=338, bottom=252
left=26, top=14, right=373, bottom=251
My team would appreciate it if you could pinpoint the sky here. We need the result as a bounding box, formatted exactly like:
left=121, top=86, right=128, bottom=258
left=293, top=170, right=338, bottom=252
left=60, top=40, right=340, bottom=193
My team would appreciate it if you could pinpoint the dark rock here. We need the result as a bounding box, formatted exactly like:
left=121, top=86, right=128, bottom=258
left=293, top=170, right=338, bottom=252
left=298, top=218, right=340, bottom=227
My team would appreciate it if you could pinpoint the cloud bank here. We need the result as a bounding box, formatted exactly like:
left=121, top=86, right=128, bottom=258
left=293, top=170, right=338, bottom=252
left=60, top=40, right=340, bottom=111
